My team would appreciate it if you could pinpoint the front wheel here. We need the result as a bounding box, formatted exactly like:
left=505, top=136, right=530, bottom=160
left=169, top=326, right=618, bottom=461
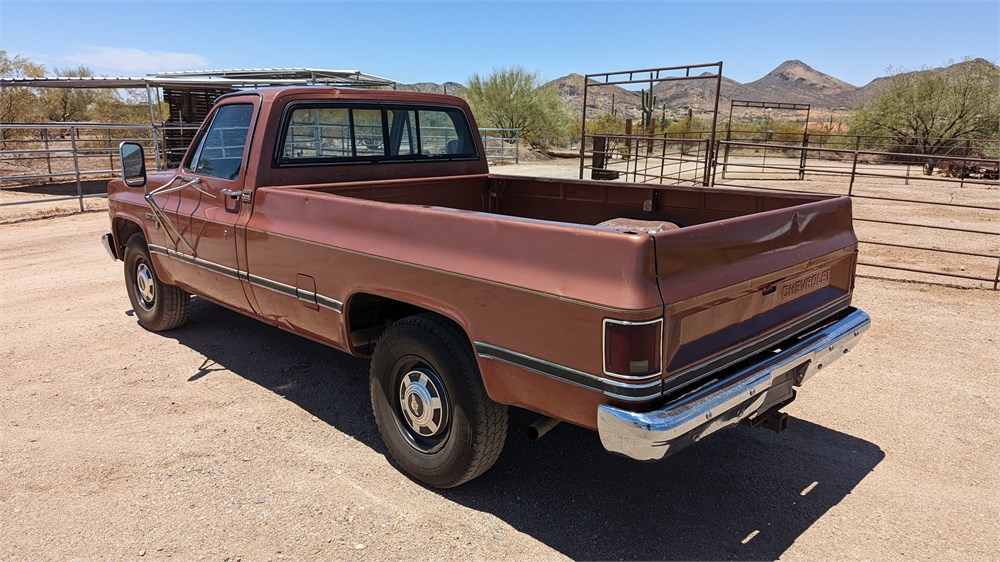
left=123, top=233, right=190, bottom=331
left=370, top=314, right=508, bottom=488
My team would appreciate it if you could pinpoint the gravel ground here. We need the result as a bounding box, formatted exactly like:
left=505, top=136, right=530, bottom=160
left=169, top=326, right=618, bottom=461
left=1, top=210, right=998, bottom=560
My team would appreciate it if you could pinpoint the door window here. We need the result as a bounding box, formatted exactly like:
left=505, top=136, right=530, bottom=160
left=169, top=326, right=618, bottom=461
left=187, top=104, right=254, bottom=180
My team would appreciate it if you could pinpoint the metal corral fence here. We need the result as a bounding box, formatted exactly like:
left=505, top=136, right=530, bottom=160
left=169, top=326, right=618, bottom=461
left=479, top=128, right=519, bottom=164
left=585, top=133, right=709, bottom=185
left=0, top=123, right=520, bottom=211
left=713, top=139, right=1000, bottom=290
left=0, top=123, right=159, bottom=212
left=578, top=126, right=998, bottom=289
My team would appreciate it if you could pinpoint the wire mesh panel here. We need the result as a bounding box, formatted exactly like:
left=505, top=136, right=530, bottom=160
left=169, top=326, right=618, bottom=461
left=578, top=62, right=724, bottom=186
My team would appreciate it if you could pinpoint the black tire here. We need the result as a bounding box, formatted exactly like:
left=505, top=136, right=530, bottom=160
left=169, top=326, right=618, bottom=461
left=370, top=313, right=508, bottom=488
left=123, top=233, right=190, bottom=331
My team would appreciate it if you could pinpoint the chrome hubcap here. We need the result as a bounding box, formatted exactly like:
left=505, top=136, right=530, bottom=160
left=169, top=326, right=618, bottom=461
left=398, top=368, right=447, bottom=437
left=135, top=263, right=155, bottom=309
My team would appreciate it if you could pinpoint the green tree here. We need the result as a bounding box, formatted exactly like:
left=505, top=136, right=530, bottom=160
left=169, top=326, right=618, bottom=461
left=850, top=59, right=1000, bottom=157
left=91, top=88, right=157, bottom=125
left=462, top=66, right=571, bottom=148
left=0, top=50, right=45, bottom=125
left=39, top=65, right=102, bottom=121
left=585, top=113, right=627, bottom=136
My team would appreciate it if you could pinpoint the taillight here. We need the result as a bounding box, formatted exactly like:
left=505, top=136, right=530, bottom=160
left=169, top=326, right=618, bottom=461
left=603, top=318, right=662, bottom=377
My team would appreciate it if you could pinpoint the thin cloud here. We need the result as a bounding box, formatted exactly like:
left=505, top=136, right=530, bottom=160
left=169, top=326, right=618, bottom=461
left=61, top=46, right=209, bottom=75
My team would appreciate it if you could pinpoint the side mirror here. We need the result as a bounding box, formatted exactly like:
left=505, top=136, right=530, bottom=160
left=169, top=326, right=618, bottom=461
left=119, top=142, right=147, bottom=188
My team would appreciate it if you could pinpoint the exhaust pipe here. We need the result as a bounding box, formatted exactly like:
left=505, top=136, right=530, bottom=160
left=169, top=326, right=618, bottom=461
left=526, top=416, right=561, bottom=440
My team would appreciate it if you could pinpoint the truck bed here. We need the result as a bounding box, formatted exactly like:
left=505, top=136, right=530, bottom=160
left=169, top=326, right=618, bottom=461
left=282, top=173, right=828, bottom=229
left=259, top=174, right=857, bottom=403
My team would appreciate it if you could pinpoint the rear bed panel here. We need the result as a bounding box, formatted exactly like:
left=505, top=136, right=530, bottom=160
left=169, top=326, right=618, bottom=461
left=653, top=196, right=858, bottom=393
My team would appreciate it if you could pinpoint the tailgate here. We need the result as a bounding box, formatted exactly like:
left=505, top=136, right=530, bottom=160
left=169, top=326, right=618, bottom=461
left=653, top=196, right=858, bottom=393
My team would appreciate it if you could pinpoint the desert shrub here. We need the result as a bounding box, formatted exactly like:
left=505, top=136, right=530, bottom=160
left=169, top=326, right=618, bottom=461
left=462, top=67, right=573, bottom=149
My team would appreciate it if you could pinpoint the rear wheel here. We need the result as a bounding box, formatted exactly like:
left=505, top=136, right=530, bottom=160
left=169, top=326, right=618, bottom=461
left=123, top=233, right=190, bottom=331
left=370, top=314, right=507, bottom=488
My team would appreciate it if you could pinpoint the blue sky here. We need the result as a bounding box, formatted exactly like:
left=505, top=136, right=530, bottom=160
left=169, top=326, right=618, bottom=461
left=1, top=0, right=997, bottom=87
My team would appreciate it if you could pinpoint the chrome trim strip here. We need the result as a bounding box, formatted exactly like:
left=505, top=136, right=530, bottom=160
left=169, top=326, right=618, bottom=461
left=602, top=316, right=664, bottom=379
left=598, top=307, right=871, bottom=461
left=149, top=244, right=241, bottom=279
left=315, top=294, right=344, bottom=313
left=244, top=271, right=297, bottom=295
left=475, top=342, right=662, bottom=402
left=148, top=245, right=343, bottom=313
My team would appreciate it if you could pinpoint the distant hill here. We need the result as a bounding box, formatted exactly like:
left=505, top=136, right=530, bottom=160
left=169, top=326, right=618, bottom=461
left=742, top=60, right=857, bottom=106
left=548, top=73, right=641, bottom=117
left=396, top=59, right=998, bottom=121
left=836, top=57, right=997, bottom=108
left=396, top=81, right=466, bottom=95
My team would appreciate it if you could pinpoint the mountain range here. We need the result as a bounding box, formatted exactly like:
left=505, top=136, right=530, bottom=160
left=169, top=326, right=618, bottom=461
left=397, top=59, right=996, bottom=122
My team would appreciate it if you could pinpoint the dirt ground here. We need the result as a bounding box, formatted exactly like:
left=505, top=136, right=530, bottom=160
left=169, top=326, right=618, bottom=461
left=1, top=202, right=998, bottom=560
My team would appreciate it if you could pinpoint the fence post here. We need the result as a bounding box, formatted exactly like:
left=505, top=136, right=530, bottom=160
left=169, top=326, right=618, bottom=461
left=905, top=164, right=910, bottom=185
left=514, top=129, right=519, bottom=164
left=798, top=132, right=809, bottom=180
left=721, top=130, right=731, bottom=179
left=107, top=129, right=114, bottom=171
left=70, top=127, right=84, bottom=212
left=848, top=148, right=860, bottom=196
left=659, top=134, right=667, bottom=183
left=711, top=139, right=720, bottom=186
left=42, top=129, right=53, bottom=178
left=150, top=125, right=162, bottom=171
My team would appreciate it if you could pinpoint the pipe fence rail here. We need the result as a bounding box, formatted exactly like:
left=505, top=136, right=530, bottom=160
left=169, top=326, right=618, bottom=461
left=0, top=123, right=159, bottom=211
left=479, top=128, right=519, bottom=164
left=714, top=139, right=999, bottom=290
left=1, top=122, right=521, bottom=211
left=4, top=121, right=997, bottom=289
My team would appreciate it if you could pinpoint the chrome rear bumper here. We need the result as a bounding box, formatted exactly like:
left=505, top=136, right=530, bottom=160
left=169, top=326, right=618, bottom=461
left=597, top=307, right=870, bottom=461
left=101, top=233, right=117, bottom=260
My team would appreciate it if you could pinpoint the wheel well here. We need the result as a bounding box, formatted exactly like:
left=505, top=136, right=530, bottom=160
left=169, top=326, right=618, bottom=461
left=113, top=218, right=144, bottom=257
left=346, top=293, right=463, bottom=357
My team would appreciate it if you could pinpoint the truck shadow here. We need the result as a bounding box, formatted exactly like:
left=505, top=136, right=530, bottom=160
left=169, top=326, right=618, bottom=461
left=165, top=299, right=883, bottom=561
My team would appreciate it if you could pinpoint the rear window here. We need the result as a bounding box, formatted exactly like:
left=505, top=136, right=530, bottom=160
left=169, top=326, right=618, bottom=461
left=277, top=104, right=477, bottom=165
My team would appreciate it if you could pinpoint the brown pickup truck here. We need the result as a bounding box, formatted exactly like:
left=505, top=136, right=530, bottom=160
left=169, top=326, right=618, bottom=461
left=102, top=87, right=870, bottom=488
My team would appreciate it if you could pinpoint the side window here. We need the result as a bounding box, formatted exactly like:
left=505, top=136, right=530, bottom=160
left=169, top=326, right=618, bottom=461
left=187, top=104, right=254, bottom=180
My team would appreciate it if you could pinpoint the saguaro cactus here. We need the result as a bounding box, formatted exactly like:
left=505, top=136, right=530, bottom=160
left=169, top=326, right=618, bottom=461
left=640, top=89, right=657, bottom=131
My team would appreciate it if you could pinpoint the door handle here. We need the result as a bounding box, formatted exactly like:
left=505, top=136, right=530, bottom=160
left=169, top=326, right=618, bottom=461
left=220, top=189, right=243, bottom=200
